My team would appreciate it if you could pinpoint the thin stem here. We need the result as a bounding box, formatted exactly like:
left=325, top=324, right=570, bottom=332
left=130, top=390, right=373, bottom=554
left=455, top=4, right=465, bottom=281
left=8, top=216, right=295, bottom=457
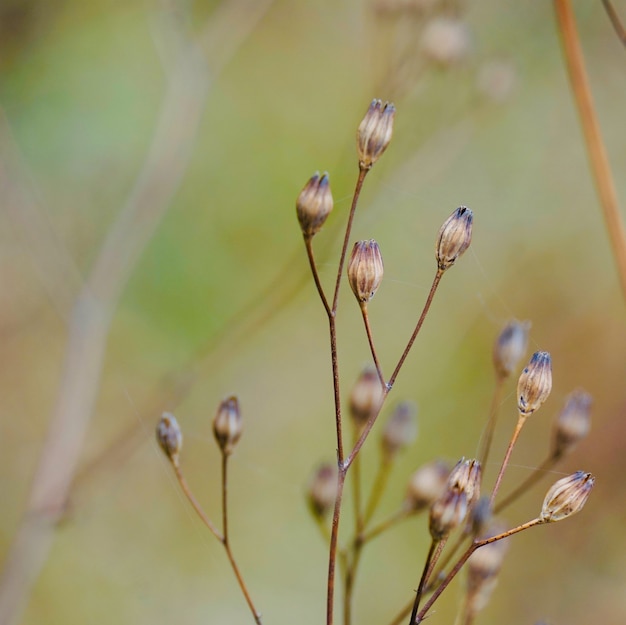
left=329, top=316, right=345, bottom=465
left=361, top=507, right=412, bottom=543
left=363, top=458, right=392, bottom=527
left=489, top=415, right=525, bottom=508
left=554, top=0, right=626, bottom=302
left=494, top=454, right=557, bottom=514
left=221, top=454, right=263, bottom=625
left=360, top=303, right=385, bottom=386
left=352, top=429, right=365, bottom=535
left=477, top=375, right=505, bottom=470
left=343, top=538, right=364, bottom=625
left=409, top=538, right=445, bottom=624
left=388, top=269, right=443, bottom=390
left=326, top=469, right=347, bottom=625
left=304, top=236, right=331, bottom=316
left=173, top=462, right=223, bottom=541
left=332, top=168, right=368, bottom=314
left=601, top=0, right=626, bottom=48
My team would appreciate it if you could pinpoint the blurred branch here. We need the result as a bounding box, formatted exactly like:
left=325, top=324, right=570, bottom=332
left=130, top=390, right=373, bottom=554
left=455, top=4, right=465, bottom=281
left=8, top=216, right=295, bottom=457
left=554, top=0, right=626, bottom=302
left=0, top=2, right=274, bottom=624
left=601, top=0, right=626, bottom=49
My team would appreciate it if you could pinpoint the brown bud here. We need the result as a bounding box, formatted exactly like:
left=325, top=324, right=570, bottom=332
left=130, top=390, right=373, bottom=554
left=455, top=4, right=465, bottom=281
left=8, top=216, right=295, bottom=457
left=551, top=390, right=592, bottom=458
left=307, top=463, right=338, bottom=519
left=493, top=319, right=531, bottom=379
left=381, top=401, right=417, bottom=458
left=517, top=351, right=552, bottom=417
left=349, top=366, right=384, bottom=428
left=357, top=99, right=395, bottom=170
left=213, top=396, right=243, bottom=455
left=540, top=471, right=594, bottom=523
left=429, top=487, right=468, bottom=540
left=348, top=240, right=384, bottom=304
left=436, top=206, right=473, bottom=271
left=156, top=412, right=183, bottom=464
left=447, top=457, right=482, bottom=510
left=404, top=459, right=450, bottom=511
left=296, top=172, right=333, bottom=237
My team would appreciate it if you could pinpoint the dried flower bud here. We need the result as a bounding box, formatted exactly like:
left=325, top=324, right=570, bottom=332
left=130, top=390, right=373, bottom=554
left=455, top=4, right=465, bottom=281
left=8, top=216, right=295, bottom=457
left=213, top=396, right=243, bottom=455
left=381, top=401, right=417, bottom=458
left=404, top=460, right=450, bottom=511
left=470, top=496, right=493, bottom=538
left=348, top=240, right=384, bottom=304
left=420, top=17, right=471, bottom=67
left=296, top=172, right=333, bottom=237
left=447, top=458, right=482, bottom=510
left=429, top=487, right=468, bottom=540
left=436, top=206, right=473, bottom=271
left=156, top=412, right=183, bottom=464
left=357, top=99, right=395, bottom=170
left=551, top=390, right=592, bottom=458
left=349, top=366, right=384, bottom=428
left=493, top=319, right=531, bottom=379
left=307, top=463, right=338, bottom=519
left=540, top=471, right=594, bottom=523
left=517, top=351, right=552, bottom=417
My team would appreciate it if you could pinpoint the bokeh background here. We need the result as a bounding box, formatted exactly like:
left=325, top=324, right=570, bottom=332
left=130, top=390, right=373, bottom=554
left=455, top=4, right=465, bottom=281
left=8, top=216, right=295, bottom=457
left=1, top=1, right=625, bottom=624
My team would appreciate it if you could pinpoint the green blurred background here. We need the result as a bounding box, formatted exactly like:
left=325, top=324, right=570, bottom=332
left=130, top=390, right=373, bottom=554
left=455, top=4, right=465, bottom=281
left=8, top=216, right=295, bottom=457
left=1, top=1, right=625, bottom=624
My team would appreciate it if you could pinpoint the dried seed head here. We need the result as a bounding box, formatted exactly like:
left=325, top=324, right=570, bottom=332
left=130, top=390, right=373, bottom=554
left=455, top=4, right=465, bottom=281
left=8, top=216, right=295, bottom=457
left=349, top=366, right=384, bottom=428
left=420, top=17, right=471, bottom=67
left=381, top=401, right=418, bottom=458
left=307, top=463, right=338, bottom=519
left=540, top=471, right=594, bottom=523
left=470, top=496, right=493, bottom=538
left=296, top=172, right=333, bottom=237
left=156, top=412, right=183, bottom=464
left=357, top=99, right=395, bottom=170
left=551, top=390, right=592, bottom=458
left=493, top=319, right=531, bottom=380
left=517, top=351, right=553, bottom=417
left=213, top=396, right=243, bottom=455
left=348, top=240, right=384, bottom=304
left=436, top=206, right=473, bottom=271
left=404, top=459, right=450, bottom=511
left=448, top=457, right=482, bottom=510
left=429, top=487, right=468, bottom=540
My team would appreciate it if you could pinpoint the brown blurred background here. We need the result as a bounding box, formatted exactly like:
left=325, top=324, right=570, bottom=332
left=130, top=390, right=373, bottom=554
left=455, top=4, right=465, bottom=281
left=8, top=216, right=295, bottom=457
left=0, top=1, right=625, bottom=624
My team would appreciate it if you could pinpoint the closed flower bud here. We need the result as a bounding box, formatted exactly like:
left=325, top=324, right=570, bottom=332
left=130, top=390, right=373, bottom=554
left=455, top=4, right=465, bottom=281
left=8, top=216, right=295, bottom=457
left=213, top=396, right=243, bottom=455
left=493, top=320, right=531, bottom=380
left=156, top=412, right=183, bottom=464
left=381, top=401, right=418, bottom=458
left=429, top=487, right=468, bottom=540
left=551, top=390, right=592, bottom=458
left=349, top=366, right=385, bottom=428
left=517, top=351, right=552, bottom=417
left=357, top=99, right=395, bottom=170
left=540, top=471, right=594, bottom=523
left=436, top=206, right=473, bottom=271
left=296, top=172, right=333, bottom=237
left=307, top=463, right=338, bottom=519
left=348, top=240, right=384, bottom=304
left=404, top=459, right=450, bottom=511
left=448, top=457, right=482, bottom=510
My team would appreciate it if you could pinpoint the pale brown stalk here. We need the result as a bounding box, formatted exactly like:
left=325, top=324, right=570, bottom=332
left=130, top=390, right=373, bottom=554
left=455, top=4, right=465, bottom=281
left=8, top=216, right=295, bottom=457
left=489, top=415, right=525, bottom=508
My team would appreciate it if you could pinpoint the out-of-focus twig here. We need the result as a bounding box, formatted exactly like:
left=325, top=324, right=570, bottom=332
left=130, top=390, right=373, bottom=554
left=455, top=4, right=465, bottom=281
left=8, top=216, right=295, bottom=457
left=601, top=0, right=626, bottom=49
left=554, top=0, right=626, bottom=302
left=0, top=3, right=275, bottom=624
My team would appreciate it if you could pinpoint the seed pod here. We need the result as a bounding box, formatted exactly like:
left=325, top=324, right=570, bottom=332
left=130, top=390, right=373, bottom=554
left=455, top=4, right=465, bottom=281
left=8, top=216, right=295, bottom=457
left=436, top=206, right=473, bottom=271
left=296, top=172, right=333, bottom=237
left=349, top=366, right=384, bottom=428
left=213, top=396, right=243, bottom=455
left=447, top=457, right=482, bottom=510
left=156, top=412, right=183, bottom=464
left=517, top=351, right=552, bottom=417
left=348, top=240, right=384, bottom=304
left=404, top=459, right=450, bottom=511
left=429, top=487, right=468, bottom=540
left=307, top=463, right=338, bottom=519
left=493, top=320, right=531, bottom=380
left=540, top=471, right=594, bottom=523
left=357, top=99, right=395, bottom=170
left=551, top=390, right=592, bottom=458
left=381, top=401, right=417, bottom=458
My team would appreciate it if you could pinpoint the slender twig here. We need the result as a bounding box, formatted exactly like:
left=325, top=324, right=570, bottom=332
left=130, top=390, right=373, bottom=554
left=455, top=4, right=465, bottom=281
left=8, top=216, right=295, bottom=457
left=601, top=0, right=626, bottom=48
left=477, top=375, right=505, bottom=470
left=360, top=303, right=385, bottom=386
left=489, top=415, right=525, bottom=508
left=363, top=458, right=392, bottom=527
left=305, top=236, right=331, bottom=316
left=343, top=536, right=364, bottom=625
left=361, top=507, right=413, bottom=544
left=388, top=269, right=443, bottom=390
left=409, top=539, right=445, bottom=625
left=327, top=470, right=347, bottom=625
left=554, top=0, right=626, bottom=301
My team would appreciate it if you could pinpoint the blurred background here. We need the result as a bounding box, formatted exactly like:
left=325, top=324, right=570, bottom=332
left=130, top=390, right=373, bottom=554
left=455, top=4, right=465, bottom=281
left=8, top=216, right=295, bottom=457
left=1, top=0, right=625, bottom=624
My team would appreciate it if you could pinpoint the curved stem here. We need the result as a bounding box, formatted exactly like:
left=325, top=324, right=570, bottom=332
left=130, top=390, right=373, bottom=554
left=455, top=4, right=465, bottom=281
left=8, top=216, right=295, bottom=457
left=304, top=236, right=331, bottom=316
left=360, top=303, right=385, bottom=386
